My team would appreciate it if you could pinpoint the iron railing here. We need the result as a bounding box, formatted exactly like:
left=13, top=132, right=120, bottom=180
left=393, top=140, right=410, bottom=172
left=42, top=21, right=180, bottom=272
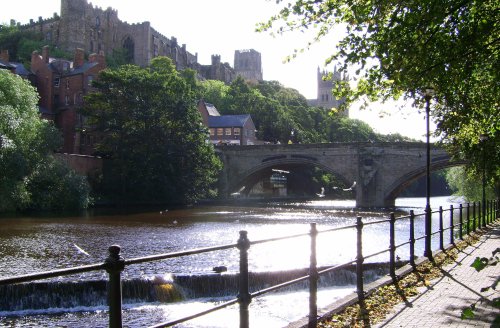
left=0, top=199, right=498, bottom=328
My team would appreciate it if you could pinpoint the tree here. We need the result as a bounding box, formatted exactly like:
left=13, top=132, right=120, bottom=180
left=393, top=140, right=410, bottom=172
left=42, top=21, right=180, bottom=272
left=0, top=71, right=90, bottom=212
left=258, top=0, right=500, bottom=193
left=446, top=166, right=495, bottom=202
left=0, top=24, right=72, bottom=68
left=82, top=57, right=222, bottom=205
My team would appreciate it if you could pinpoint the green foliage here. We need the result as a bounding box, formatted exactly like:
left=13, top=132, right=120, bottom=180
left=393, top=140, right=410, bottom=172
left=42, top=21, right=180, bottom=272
left=26, top=157, right=92, bottom=210
left=0, top=24, right=72, bottom=67
left=105, top=48, right=129, bottom=68
left=0, top=70, right=89, bottom=212
left=198, top=77, right=416, bottom=144
left=446, top=166, right=495, bottom=202
left=259, top=0, right=500, bottom=191
left=82, top=57, right=222, bottom=205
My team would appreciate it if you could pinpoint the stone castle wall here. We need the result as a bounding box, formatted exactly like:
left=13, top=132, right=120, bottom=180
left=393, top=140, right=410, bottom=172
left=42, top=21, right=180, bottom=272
left=17, top=0, right=262, bottom=85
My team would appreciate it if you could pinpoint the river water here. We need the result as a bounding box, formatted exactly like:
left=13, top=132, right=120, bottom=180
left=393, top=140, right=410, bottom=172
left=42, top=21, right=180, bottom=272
left=0, top=196, right=464, bottom=327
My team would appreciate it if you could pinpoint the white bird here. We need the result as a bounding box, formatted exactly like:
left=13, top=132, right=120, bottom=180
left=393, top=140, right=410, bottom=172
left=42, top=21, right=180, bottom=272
left=231, top=186, right=246, bottom=197
left=73, top=244, right=90, bottom=256
left=316, top=187, right=325, bottom=198
left=343, top=181, right=357, bottom=191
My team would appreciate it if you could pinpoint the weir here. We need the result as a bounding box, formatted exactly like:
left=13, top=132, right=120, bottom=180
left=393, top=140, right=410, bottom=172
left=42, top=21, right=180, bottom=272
left=0, top=263, right=398, bottom=313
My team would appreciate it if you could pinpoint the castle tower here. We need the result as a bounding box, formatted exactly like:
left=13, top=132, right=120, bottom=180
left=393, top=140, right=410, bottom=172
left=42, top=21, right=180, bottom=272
left=234, top=49, right=263, bottom=82
left=316, top=67, right=348, bottom=116
left=59, top=0, right=89, bottom=52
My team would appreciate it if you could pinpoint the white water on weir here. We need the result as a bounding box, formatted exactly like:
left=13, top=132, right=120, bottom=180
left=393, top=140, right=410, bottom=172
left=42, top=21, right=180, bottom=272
left=0, top=196, right=464, bottom=327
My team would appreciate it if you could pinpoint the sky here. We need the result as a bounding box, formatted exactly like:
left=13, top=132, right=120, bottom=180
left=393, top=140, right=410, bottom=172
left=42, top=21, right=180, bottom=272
left=0, top=0, right=434, bottom=140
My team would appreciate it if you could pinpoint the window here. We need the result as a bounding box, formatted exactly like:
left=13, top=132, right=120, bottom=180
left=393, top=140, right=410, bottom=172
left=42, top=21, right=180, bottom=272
left=233, top=128, right=241, bottom=136
left=54, top=77, right=60, bottom=87
left=87, top=75, right=94, bottom=87
left=65, top=95, right=69, bottom=105
left=66, top=79, right=70, bottom=89
left=217, top=128, right=223, bottom=136
left=225, top=128, right=232, bottom=136
left=209, top=128, right=215, bottom=136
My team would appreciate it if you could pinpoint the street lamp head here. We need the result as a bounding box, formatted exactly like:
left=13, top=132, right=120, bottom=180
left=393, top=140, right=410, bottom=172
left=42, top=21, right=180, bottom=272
left=479, top=134, right=488, bottom=142
left=424, top=87, right=434, bottom=100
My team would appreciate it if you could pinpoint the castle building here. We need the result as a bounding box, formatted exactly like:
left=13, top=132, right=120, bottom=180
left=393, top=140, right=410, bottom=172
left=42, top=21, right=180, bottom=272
left=15, top=0, right=262, bottom=85
left=234, top=49, right=263, bottom=82
left=308, top=67, right=348, bottom=116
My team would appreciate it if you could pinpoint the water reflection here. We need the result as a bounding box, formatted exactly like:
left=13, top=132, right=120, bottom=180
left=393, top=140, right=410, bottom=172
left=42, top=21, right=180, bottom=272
left=0, top=196, right=463, bottom=279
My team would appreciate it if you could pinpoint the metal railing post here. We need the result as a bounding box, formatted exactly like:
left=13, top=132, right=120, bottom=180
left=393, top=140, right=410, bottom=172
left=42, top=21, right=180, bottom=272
left=472, top=202, right=477, bottom=232
left=237, top=231, right=251, bottom=328
left=105, top=245, right=125, bottom=328
left=449, top=205, right=454, bottom=245
left=459, top=204, right=463, bottom=240
left=356, top=216, right=365, bottom=303
left=424, top=204, right=432, bottom=259
left=409, top=210, right=415, bottom=267
left=389, top=213, right=396, bottom=278
left=466, top=203, right=470, bottom=235
left=309, top=223, right=318, bottom=328
left=482, top=200, right=487, bottom=228
left=488, top=200, right=492, bottom=224
left=439, top=206, right=444, bottom=250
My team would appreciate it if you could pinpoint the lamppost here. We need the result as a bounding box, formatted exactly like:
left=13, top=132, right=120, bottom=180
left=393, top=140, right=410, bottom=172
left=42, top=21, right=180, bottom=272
left=424, top=87, right=434, bottom=258
left=480, top=134, right=488, bottom=227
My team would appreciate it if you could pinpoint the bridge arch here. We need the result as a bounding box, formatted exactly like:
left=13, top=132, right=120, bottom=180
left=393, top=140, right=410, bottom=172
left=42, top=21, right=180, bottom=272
left=384, top=158, right=467, bottom=206
left=228, top=157, right=352, bottom=196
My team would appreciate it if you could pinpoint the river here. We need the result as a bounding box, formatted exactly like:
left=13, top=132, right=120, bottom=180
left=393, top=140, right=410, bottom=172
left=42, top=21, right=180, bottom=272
left=0, top=196, right=464, bottom=327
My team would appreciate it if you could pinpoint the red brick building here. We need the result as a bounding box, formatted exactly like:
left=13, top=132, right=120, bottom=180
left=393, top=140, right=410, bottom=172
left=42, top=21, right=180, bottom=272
left=30, top=46, right=106, bottom=154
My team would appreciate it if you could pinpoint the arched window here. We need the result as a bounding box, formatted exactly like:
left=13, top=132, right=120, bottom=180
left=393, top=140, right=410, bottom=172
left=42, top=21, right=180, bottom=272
left=123, top=36, right=135, bottom=64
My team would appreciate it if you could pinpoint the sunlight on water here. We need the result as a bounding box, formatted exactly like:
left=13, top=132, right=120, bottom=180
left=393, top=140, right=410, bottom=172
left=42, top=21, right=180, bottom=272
left=0, top=196, right=465, bottom=327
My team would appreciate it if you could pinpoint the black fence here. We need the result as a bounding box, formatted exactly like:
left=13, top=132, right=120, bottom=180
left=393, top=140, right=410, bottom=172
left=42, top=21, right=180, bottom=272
left=0, top=199, right=498, bottom=328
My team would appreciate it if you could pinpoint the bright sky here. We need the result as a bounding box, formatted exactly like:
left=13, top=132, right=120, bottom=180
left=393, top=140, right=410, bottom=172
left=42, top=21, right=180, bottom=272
left=0, top=0, right=434, bottom=140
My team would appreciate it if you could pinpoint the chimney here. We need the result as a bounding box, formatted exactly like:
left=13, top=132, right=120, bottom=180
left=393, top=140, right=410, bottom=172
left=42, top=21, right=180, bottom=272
left=74, top=48, right=85, bottom=68
left=0, top=50, right=9, bottom=62
left=42, top=46, right=50, bottom=63
left=89, top=51, right=106, bottom=67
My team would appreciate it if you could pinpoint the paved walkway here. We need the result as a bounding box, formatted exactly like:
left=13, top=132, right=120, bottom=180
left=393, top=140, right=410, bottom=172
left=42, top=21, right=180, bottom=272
left=375, top=222, right=500, bottom=328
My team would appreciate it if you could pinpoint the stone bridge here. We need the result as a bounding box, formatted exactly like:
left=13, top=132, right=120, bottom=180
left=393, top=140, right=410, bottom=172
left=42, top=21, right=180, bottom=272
left=216, top=142, right=464, bottom=208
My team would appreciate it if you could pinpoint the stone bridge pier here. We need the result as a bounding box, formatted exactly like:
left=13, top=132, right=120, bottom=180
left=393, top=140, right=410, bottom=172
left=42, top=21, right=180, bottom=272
left=216, top=142, right=461, bottom=208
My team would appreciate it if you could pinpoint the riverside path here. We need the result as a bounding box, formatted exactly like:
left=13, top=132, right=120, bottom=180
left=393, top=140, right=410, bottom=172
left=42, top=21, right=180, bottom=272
left=375, top=222, right=500, bottom=328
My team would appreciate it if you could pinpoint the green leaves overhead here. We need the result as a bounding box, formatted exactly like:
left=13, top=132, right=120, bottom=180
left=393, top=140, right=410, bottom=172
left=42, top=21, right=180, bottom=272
left=259, top=0, right=500, bottom=192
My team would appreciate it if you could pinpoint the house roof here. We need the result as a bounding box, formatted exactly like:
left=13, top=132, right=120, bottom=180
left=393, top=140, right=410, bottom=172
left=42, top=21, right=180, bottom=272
left=208, top=114, right=252, bottom=128
left=47, top=60, right=100, bottom=76
left=10, top=62, right=31, bottom=76
left=0, top=60, right=14, bottom=70
left=205, top=102, right=220, bottom=116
